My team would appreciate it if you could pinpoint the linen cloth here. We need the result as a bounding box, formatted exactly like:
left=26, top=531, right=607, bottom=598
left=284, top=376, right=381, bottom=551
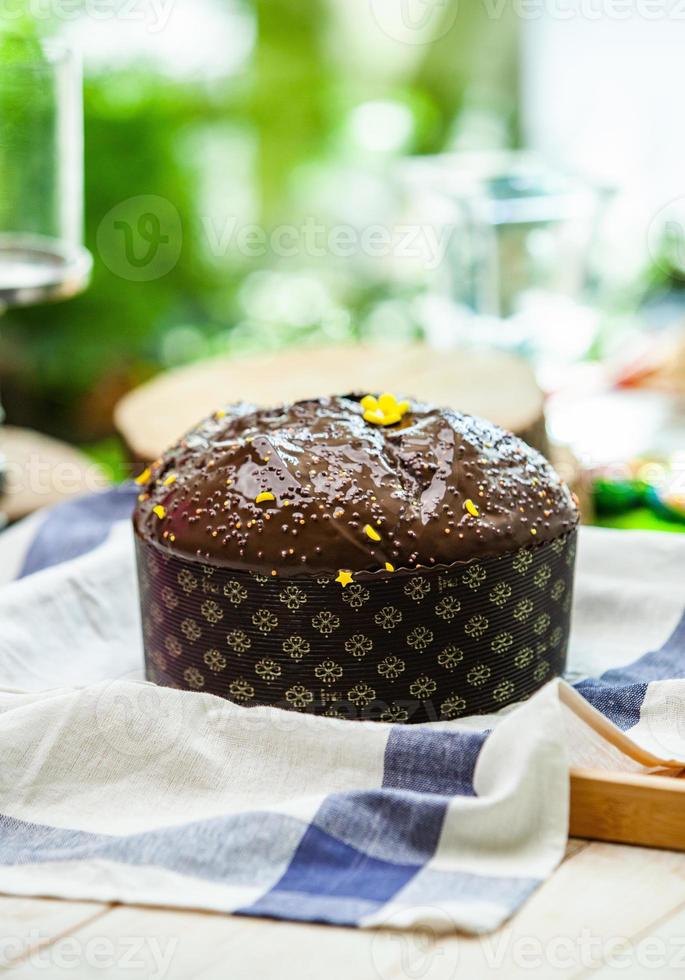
left=0, top=485, right=684, bottom=934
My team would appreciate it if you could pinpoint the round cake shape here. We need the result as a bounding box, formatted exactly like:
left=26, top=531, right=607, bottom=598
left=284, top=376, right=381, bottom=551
left=134, top=395, right=576, bottom=573
left=134, top=394, right=579, bottom=722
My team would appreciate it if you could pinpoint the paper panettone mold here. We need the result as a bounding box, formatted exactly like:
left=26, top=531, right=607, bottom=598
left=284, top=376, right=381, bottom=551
left=136, top=530, right=576, bottom=722
left=133, top=394, right=579, bottom=722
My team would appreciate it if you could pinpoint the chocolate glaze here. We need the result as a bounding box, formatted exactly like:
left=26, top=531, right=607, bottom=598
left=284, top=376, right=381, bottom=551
left=133, top=395, right=578, bottom=574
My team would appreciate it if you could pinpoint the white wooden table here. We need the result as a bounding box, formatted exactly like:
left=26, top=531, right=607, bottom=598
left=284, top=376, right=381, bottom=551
left=3, top=839, right=685, bottom=978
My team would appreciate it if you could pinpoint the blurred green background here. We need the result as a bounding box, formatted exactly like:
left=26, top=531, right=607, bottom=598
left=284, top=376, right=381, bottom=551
left=0, top=0, right=518, bottom=444
left=3, top=0, right=684, bottom=536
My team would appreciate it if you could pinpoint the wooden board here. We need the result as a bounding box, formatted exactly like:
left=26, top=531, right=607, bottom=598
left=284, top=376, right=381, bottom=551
left=0, top=426, right=109, bottom=522
left=570, top=768, right=685, bottom=852
left=114, top=344, right=548, bottom=465
left=561, top=685, right=685, bottom=851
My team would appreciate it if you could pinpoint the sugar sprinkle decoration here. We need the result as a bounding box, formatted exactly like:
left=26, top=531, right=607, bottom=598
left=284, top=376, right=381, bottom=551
left=385, top=562, right=395, bottom=572
left=464, top=498, right=480, bottom=518
left=153, top=505, right=166, bottom=520
left=360, top=392, right=410, bottom=427
left=135, top=467, right=151, bottom=486
left=363, top=524, right=382, bottom=542
left=255, top=491, right=276, bottom=504
left=336, top=570, right=353, bottom=587
left=163, top=473, right=177, bottom=486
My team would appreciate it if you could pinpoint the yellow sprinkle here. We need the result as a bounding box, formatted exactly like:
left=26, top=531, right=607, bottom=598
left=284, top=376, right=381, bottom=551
left=360, top=392, right=410, bottom=427
left=364, top=524, right=381, bottom=542
left=163, top=473, right=177, bottom=486
left=464, top=498, right=480, bottom=518
left=336, top=570, right=353, bottom=587
left=531, top=528, right=537, bottom=536
left=364, top=409, right=400, bottom=426
left=153, top=505, right=166, bottom=520
left=169, top=533, right=176, bottom=542
left=255, top=492, right=275, bottom=504
left=135, top=467, right=151, bottom=486
left=214, top=409, right=226, bottom=420
left=385, top=562, right=395, bottom=572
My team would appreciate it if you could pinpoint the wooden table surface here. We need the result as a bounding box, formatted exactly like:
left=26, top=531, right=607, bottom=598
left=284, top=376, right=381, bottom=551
left=3, top=838, right=685, bottom=978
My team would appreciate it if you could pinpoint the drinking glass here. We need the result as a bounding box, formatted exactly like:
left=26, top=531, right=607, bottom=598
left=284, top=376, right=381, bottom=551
left=0, top=34, right=91, bottom=504
left=0, top=35, right=91, bottom=305
left=402, top=151, right=607, bottom=387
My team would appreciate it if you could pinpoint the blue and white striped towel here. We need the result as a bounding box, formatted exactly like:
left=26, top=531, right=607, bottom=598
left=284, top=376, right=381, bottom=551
left=0, top=486, right=684, bottom=934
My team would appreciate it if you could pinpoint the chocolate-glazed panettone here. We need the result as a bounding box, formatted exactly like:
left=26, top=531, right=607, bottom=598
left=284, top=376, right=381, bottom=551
left=134, top=394, right=579, bottom=722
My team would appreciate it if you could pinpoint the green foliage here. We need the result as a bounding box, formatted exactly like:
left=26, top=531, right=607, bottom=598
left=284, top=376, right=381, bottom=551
left=3, top=69, right=236, bottom=426
left=0, top=0, right=519, bottom=440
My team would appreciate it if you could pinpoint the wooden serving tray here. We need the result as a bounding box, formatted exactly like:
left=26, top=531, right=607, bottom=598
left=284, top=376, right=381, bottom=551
left=570, top=767, right=685, bottom=851
left=561, top=686, right=685, bottom=851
